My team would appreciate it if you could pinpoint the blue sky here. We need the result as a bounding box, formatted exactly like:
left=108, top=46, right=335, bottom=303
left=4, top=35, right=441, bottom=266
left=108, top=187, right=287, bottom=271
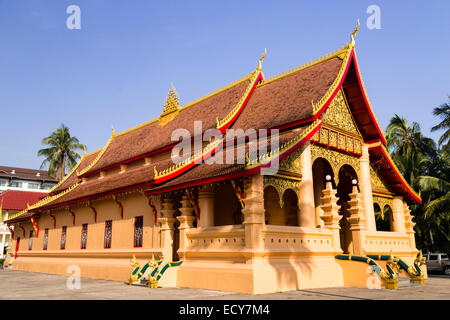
left=0, top=0, right=449, bottom=169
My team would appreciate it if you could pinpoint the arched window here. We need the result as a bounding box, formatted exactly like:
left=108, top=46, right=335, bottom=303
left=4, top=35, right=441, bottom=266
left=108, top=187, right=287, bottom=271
left=374, top=204, right=393, bottom=231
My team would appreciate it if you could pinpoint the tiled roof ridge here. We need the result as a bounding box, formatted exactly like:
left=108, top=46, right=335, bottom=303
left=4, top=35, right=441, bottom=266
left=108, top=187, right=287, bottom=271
left=5, top=182, right=81, bottom=222
left=153, top=70, right=262, bottom=183
left=48, top=149, right=101, bottom=195
left=246, top=119, right=321, bottom=169
left=113, top=71, right=255, bottom=139
left=258, top=44, right=349, bottom=88
left=77, top=134, right=116, bottom=177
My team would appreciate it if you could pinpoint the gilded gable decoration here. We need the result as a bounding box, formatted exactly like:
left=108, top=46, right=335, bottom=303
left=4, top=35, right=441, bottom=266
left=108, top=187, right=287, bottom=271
left=263, top=175, right=300, bottom=208
left=310, top=143, right=360, bottom=185
left=370, top=165, right=392, bottom=193
left=321, top=89, right=361, bottom=136
left=159, top=84, right=180, bottom=126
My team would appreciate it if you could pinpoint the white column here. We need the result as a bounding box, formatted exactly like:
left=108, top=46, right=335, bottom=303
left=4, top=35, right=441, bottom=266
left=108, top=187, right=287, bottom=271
left=177, top=194, right=196, bottom=259
left=198, top=185, right=215, bottom=227
left=159, top=195, right=177, bottom=262
left=1, top=233, right=5, bottom=259
left=241, top=174, right=265, bottom=251
left=298, top=142, right=316, bottom=229
left=359, top=144, right=376, bottom=231
left=392, top=196, right=406, bottom=233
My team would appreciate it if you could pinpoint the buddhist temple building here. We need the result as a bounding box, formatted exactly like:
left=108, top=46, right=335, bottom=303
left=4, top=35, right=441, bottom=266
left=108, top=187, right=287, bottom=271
left=4, top=27, right=425, bottom=293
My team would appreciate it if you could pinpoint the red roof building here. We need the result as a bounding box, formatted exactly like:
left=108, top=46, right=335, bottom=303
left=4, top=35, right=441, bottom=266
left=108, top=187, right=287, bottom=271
left=0, top=190, right=47, bottom=211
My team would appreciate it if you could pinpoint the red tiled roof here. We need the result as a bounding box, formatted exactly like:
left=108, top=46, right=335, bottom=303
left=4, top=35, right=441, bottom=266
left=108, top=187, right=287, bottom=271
left=81, top=78, right=253, bottom=177
left=233, top=57, right=343, bottom=131
left=0, top=190, right=47, bottom=211
left=49, top=150, right=101, bottom=195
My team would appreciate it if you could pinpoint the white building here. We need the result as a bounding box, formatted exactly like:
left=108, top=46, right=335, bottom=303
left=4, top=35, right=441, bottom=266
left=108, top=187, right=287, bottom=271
left=0, top=166, right=58, bottom=259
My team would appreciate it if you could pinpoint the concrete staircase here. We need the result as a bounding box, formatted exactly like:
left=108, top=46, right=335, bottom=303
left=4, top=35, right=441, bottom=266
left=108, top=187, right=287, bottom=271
left=398, top=276, right=422, bottom=288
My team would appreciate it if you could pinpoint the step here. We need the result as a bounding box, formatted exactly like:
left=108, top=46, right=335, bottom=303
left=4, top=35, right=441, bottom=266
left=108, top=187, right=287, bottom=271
left=398, top=277, right=411, bottom=288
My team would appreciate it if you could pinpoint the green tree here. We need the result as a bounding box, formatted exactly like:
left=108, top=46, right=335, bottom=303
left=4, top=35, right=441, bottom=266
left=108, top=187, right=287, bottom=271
left=386, top=115, right=450, bottom=254
left=431, top=96, right=450, bottom=148
left=37, top=124, right=86, bottom=181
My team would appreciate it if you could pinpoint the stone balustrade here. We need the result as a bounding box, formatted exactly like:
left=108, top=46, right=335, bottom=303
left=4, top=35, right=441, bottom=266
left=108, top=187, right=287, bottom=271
left=261, top=225, right=335, bottom=253
left=364, top=231, right=415, bottom=254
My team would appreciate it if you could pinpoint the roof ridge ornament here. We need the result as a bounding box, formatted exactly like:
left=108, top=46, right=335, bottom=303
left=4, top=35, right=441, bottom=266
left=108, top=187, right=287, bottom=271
left=257, top=48, right=267, bottom=71
left=350, top=19, right=360, bottom=47
left=159, top=84, right=180, bottom=126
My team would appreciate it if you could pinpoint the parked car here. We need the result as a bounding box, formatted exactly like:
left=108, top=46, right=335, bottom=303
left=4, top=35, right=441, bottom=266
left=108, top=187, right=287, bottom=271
left=424, top=253, right=450, bottom=275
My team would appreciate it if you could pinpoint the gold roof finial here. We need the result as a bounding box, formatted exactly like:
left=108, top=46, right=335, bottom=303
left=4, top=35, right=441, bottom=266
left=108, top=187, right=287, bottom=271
left=111, top=125, right=115, bottom=136
left=350, top=19, right=360, bottom=47
left=257, top=48, right=267, bottom=71
left=159, top=84, right=180, bottom=126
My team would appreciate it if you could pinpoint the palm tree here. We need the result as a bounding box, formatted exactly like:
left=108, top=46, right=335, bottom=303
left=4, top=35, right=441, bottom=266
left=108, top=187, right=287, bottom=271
left=386, top=114, right=436, bottom=162
left=431, top=96, right=450, bottom=147
left=38, top=124, right=86, bottom=180
left=386, top=115, right=449, bottom=253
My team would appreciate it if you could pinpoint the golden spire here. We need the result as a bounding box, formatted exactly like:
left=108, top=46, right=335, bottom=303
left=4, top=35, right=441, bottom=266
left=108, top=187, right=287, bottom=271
left=350, top=19, right=360, bottom=47
left=159, top=84, right=181, bottom=126
left=160, top=84, right=180, bottom=117
left=257, top=48, right=267, bottom=71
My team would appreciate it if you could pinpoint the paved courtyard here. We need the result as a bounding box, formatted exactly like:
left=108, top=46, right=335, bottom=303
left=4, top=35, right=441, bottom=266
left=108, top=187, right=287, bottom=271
left=0, top=269, right=449, bottom=300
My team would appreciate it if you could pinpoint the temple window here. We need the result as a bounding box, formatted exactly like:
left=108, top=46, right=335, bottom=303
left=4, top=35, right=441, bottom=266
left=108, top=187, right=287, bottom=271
left=104, top=220, right=112, bottom=249
left=336, top=164, right=359, bottom=254
left=61, top=226, right=67, bottom=250
left=28, top=230, right=33, bottom=250
left=214, top=183, right=242, bottom=226
left=134, top=216, right=143, bottom=247
left=263, top=186, right=299, bottom=226
left=81, top=224, right=88, bottom=249
left=43, top=228, right=48, bottom=250
left=374, top=204, right=393, bottom=231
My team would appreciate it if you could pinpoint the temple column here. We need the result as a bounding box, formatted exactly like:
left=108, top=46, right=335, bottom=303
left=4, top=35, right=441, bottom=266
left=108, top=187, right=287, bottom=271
left=347, top=181, right=368, bottom=256
left=320, top=177, right=342, bottom=251
left=148, top=194, right=162, bottom=249
left=392, top=196, right=406, bottom=233
left=403, top=202, right=416, bottom=249
left=1, top=234, right=5, bottom=259
left=359, top=144, right=376, bottom=232
left=242, top=174, right=265, bottom=252
left=159, top=195, right=177, bottom=262
left=176, top=194, right=196, bottom=259
left=298, top=142, right=316, bottom=229
left=198, top=184, right=215, bottom=227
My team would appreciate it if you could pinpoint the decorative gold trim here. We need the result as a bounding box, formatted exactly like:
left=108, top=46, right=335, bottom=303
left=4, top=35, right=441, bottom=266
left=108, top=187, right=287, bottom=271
left=77, top=132, right=116, bottom=176
left=263, top=175, right=300, bottom=208
left=216, top=69, right=260, bottom=129
left=5, top=183, right=81, bottom=222
left=48, top=149, right=101, bottom=194
left=258, top=45, right=350, bottom=88
left=310, top=143, right=360, bottom=185
left=246, top=118, right=322, bottom=169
